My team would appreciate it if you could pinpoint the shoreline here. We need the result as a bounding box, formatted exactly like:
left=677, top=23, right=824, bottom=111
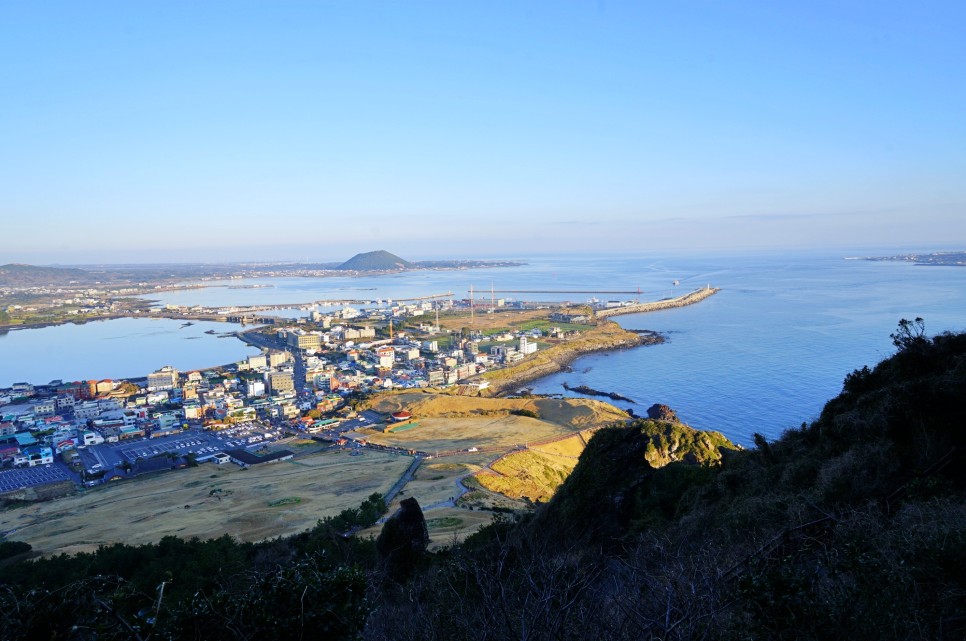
left=478, top=322, right=663, bottom=397
left=3, top=287, right=718, bottom=394
left=474, top=288, right=719, bottom=397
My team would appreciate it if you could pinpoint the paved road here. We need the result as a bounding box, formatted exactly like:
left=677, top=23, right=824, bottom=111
left=382, top=455, right=423, bottom=506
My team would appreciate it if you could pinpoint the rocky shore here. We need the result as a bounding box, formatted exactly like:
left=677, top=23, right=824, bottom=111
left=479, top=321, right=663, bottom=397
left=562, top=382, right=636, bottom=403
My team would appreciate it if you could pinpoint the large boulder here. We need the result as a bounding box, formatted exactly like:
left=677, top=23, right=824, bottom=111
left=376, top=497, right=430, bottom=580
left=646, top=403, right=679, bottom=422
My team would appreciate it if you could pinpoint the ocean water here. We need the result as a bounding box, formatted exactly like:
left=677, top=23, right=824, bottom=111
left=528, top=253, right=966, bottom=445
left=0, top=318, right=258, bottom=387
left=3, top=252, right=965, bottom=446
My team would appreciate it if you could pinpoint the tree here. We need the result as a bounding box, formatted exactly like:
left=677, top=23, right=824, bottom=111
left=891, top=317, right=926, bottom=351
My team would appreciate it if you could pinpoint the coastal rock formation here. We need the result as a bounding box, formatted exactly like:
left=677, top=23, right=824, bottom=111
left=563, top=382, right=635, bottom=403
left=534, top=415, right=738, bottom=544
left=646, top=403, right=678, bottom=422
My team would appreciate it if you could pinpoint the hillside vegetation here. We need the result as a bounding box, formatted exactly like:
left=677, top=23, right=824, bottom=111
left=0, top=263, right=91, bottom=287
left=477, top=419, right=737, bottom=503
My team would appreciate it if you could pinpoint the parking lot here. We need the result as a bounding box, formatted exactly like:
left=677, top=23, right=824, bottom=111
left=82, top=421, right=285, bottom=473
left=0, top=462, right=72, bottom=493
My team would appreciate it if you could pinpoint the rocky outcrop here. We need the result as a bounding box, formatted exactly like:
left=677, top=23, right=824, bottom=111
left=534, top=414, right=738, bottom=545
left=646, top=403, right=678, bottom=422
left=563, top=382, right=635, bottom=403
left=376, top=497, right=430, bottom=580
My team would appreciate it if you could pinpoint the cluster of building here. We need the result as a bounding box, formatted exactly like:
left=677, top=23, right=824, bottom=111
left=264, top=312, right=553, bottom=395
left=0, top=302, right=581, bottom=485
left=1, top=378, right=182, bottom=472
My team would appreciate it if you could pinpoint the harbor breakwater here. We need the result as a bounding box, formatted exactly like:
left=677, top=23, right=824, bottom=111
left=596, top=286, right=719, bottom=318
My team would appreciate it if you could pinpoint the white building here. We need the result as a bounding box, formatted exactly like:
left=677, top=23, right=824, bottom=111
left=519, top=335, right=537, bottom=355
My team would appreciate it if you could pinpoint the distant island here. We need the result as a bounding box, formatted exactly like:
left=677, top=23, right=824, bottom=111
left=335, top=249, right=521, bottom=273
left=0, top=252, right=524, bottom=289
left=336, top=250, right=413, bottom=271
left=855, top=251, right=966, bottom=266
left=0, top=252, right=526, bottom=330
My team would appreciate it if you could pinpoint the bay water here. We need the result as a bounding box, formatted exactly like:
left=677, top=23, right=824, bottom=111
left=3, top=251, right=965, bottom=446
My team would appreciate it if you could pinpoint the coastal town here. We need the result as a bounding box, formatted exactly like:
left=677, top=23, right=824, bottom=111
left=0, top=282, right=718, bottom=505
left=0, top=296, right=607, bottom=498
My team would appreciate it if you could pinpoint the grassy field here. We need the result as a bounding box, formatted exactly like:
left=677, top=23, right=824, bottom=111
left=530, top=431, right=594, bottom=457
left=436, top=308, right=565, bottom=332
left=364, top=392, right=629, bottom=430
left=0, top=449, right=414, bottom=556
left=473, top=430, right=597, bottom=502
left=360, top=394, right=628, bottom=456
left=391, top=458, right=486, bottom=507
left=357, top=457, right=499, bottom=547
left=352, top=393, right=631, bottom=542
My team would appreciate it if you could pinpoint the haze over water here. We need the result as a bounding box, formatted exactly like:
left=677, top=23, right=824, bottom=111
left=4, top=252, right=965, bottom=446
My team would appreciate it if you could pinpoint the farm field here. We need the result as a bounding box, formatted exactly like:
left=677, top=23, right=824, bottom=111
left=0, top=449, right=413, bottom=556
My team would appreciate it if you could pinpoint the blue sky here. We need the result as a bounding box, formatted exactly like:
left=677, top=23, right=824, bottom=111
left=2, top=1, right=965, bottom=263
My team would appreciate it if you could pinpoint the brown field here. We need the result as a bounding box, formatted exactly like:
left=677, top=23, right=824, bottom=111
left=530, top=430, right=595, bottom=457
left=360, top=415, right=560, bottom=456
left=391, top=458, right=487, bottom=508
left=364, top=393, right=629, bottom=432
left=472, top=429, right=598, bottom=503
left=435, top=308, right=558, bottom=332
left=352, top=394, right=629, bottom=543
left=357, top=457, right=498, bottom=546
left=0, top=449, right=414, bottom=557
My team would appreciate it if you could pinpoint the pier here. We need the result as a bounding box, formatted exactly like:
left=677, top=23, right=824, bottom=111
left=595, top=286, right=719, bottom=318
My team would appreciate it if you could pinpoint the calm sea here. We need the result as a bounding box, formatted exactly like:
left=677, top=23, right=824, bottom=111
left=0, top=318, right=258, bottom=388
left=4, top=252, right=965, bottom=446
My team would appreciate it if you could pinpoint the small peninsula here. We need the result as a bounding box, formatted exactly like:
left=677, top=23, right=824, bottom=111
left=856, top=250, right=966, bottom=266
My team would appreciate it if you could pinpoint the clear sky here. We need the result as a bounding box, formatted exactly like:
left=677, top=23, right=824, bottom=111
left=2, top=1, right=965, bottom=263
